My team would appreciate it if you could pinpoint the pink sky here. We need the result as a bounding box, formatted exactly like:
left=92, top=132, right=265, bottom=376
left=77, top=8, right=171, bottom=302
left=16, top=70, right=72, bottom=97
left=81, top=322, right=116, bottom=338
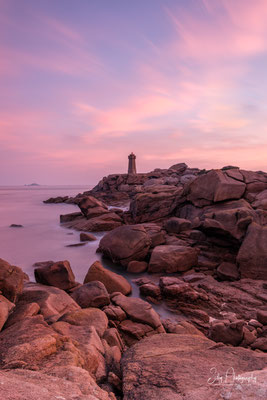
left=0, top=0, right=267, bottom=185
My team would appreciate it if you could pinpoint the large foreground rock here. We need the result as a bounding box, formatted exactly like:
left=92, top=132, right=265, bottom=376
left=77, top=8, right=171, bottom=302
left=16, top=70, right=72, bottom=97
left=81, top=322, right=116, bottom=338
left=84, top=261, right=132, bottom=295
left=0, top=367, right=114, bottom=400
left=98, top=225, right=151, bottom=266
left=34, top=260, right=76, bottom=290
left=237, top=222, right=267, bottom=279
left=0, top=258, right=24, bottom=302
left=122, top=334, right=267, bottom=400
left=148, top=245, right=198, bottom=273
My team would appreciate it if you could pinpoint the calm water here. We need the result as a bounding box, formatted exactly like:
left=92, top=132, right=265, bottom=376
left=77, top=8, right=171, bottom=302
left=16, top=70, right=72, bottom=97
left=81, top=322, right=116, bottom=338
left=0, top=185, right=174, bottom=319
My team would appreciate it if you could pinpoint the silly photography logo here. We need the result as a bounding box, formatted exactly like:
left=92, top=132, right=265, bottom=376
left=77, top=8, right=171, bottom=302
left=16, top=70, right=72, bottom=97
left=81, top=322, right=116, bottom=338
left=207, top=367, right=257, bottom=386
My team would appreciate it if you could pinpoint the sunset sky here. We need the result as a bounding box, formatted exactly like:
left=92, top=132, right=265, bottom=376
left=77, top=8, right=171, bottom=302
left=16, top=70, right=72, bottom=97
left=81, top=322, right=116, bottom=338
left=1, top=0, right=267, bottom=185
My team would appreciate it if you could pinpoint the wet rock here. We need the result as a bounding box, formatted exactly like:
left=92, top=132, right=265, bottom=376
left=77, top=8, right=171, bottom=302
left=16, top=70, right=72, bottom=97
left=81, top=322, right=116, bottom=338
left=0, top=258, right=24, bottom=302
left=217, top=262, right=240, bottom=281
left=84, top=261, right=132, bottom=295
left=60, top=212, right=83, bottom=223
left=9, top=224, right=23, bottom=228
left=127, top=261, right=148, bottom=273
left=19, top=282, right=80, bottom=323
left=98, top=225, right=151, bottom=267
left=237, top=222, right=267, bottom=279
left=34, top=260, right=76, bottom=291
left=148, top=245, right=198, bottom=273
left=80, top=232, right=97, bottom=241
left=122, top=333, right=267, bottom=400
left=43, top=196, right=69, bottom=204
left=65, top=242, right=87, bottom=247
left=70, top=281, right=110, bottom=308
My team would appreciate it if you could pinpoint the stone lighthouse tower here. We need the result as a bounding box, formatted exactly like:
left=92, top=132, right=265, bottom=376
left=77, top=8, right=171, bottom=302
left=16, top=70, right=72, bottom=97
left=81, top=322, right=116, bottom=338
left=128, top=152, right=137, bottom=174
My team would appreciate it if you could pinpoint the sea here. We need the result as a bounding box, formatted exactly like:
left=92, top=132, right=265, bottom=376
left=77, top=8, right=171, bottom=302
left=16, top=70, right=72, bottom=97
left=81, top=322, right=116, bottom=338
left=0, top=185, right=173, bottom=318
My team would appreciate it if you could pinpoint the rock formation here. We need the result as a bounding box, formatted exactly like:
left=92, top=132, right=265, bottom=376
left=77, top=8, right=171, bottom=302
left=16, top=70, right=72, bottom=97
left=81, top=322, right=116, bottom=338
left=6, top=161, right=267, bottom=398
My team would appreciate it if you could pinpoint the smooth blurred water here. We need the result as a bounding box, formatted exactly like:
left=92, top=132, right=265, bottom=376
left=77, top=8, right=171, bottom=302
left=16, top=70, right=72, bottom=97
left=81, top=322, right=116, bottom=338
left=0, top=185, right=175, bottom=319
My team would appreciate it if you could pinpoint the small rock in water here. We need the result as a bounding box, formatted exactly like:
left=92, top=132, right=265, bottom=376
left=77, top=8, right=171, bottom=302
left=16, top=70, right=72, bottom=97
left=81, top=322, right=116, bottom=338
left=9, top=224, right=23, bottom=228
left=80, top=232, right=97, bottom=242
left=65, top=242, right=87, bottom=247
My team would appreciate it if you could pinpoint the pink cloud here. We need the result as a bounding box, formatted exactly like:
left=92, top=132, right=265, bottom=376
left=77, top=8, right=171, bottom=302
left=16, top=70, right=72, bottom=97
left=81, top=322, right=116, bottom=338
left=165, top=1, right=267, bottom=61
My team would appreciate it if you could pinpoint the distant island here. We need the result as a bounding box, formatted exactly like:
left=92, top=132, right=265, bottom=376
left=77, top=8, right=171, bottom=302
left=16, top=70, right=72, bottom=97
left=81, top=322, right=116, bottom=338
left=24, top=183, right=40, bottom=186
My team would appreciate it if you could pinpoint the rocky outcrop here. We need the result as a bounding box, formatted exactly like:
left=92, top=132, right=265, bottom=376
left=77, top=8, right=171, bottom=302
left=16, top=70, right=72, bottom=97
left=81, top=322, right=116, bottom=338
left=129, top=185, right=182, bottom=223
left=98, top=225, right=151, bottom=266
left=78, top=196, right=109, bottom=219
left=122, top=334, right=267, bottom=400
left=84, top=261, right=132, bottom=295
left=187, top=169, right=246, bottom=206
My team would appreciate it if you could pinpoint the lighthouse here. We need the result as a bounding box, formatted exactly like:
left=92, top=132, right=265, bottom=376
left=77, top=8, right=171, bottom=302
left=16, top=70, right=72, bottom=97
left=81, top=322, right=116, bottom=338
left=128, top=152, right=137, bottom=174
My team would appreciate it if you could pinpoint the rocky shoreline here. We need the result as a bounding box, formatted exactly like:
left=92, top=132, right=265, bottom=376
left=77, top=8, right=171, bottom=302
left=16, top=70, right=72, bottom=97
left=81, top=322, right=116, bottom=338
left=1, top=162, right=267, bottom=399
